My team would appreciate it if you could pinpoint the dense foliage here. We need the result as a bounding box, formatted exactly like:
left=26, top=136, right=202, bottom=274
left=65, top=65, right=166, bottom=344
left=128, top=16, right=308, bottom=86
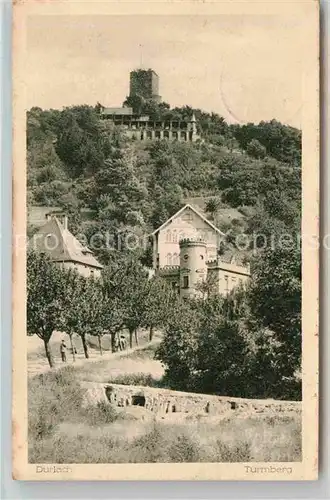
left=157, top=280, right=301, bottom=400
left=27, top=104, right=300, bottom=232
left=27, top=250, right=177, bottom=367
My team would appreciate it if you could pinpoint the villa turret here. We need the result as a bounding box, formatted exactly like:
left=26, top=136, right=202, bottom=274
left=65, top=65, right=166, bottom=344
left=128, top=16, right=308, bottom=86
left=98, top=69, right=201, bottom=142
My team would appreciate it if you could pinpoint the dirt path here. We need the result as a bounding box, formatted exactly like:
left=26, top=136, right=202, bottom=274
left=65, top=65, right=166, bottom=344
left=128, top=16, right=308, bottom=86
left=28, top=338, right=162, bottom=378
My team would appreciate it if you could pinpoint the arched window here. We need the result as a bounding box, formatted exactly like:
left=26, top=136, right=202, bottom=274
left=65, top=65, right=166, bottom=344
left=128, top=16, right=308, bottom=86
left=166, top=253, right=172, bottom=265
left=166, top=230, right=171, bottom=242
left=172, top=230, right=178, bottom=243
left=173, top=253, right=178, bottom=265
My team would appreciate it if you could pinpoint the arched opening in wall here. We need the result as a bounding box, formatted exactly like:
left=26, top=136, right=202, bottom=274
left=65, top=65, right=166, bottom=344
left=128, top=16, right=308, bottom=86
left=147, top=130, right=152, bottom=139
left=172, top=131, right=178, bottom=140
left=164, top=130, right=170, bottom=139
left=132, top=394, right=146, bottom=407
left=166, top=253, right=172, bottom=266
left=172, top=230, right=178, bottom=243
left=166, top=229, right=171, bottom=242
left=181, top=131, right=187, bottom=141
left=172, top=253, right=179, bottom=265
left=155, top=130, right=161, bottom=139
left=105, top=385, right=114, bottom=402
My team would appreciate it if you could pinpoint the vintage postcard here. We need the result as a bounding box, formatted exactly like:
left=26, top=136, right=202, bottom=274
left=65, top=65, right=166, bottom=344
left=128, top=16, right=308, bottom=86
left=12, top=0, right=319, bottom=481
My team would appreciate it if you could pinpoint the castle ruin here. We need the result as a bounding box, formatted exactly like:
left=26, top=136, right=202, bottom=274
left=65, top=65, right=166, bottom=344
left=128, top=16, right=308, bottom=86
left=98, top=68, right=200, bottom=142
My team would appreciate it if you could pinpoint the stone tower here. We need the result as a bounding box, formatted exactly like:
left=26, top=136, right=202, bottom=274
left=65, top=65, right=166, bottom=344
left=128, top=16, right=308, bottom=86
left=179, top=237, right=207, bottom=299
left=129, top=69, right=161, bottom=103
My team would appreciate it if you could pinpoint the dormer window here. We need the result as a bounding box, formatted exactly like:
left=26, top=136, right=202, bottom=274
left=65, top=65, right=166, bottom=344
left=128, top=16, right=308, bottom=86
left=45, top=233, right=57, bottom=250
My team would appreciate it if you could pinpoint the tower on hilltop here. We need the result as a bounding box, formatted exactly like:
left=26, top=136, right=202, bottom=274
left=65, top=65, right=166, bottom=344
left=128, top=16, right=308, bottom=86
left=129, top=68, right=161, bottom=103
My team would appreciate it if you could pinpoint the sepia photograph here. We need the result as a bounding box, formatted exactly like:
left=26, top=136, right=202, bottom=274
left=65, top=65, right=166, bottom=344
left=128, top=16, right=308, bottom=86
left=12, top=0, right=319, bottom=481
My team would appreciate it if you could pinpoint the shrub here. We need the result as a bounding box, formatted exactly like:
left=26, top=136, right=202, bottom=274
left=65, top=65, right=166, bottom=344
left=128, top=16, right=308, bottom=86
left=215, top=440, right=251, bottom=462
left=83, top=401, right=118, bottom=426
left=29, top=433, right=118, bottom=464
left=128, top=425, right=169, bottom=463
left=107, top=372, right=160, bottom=387
left=28, top=366, right=83, bottom=441
left=246, top=139, right=266, bottom=159
left=167, top=433, right=201, bottom=462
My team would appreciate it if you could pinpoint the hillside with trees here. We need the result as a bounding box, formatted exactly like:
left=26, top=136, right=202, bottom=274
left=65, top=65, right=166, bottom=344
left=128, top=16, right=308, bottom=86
left=26, top=103, right=302, bottom=400
left=27, top=104, right=301, bottom=261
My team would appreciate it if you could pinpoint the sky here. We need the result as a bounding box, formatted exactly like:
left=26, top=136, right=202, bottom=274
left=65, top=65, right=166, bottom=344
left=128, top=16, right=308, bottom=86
left=27, top=15, right=303, bottom=128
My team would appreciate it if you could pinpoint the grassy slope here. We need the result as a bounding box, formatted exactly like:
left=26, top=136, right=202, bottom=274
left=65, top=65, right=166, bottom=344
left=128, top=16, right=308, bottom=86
left=28, top=348, right=301, bottom=464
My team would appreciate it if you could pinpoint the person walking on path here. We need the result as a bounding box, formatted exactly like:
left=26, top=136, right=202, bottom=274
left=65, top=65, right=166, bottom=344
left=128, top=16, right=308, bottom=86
left=60, top=339, right=67, bottom=363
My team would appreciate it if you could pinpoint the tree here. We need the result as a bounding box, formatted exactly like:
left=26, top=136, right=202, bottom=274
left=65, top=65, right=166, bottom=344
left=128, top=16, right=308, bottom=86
left=155, top=299, right=200, bottom=390
left=144, top=277, right=177, bottom=341
left=248, top=244, right=301, bottom=377
left=204, top=197, right=221, bottom=219
left=194, top=273, right=219, bottom=299
left=122, top=268, right=150, bottom=348
left=194, top=317, right=249, bottom=396
left=246, top=139, right=266, bottom=159
left=61, top=270, right=101, bottom=360
left=81, top=278, right=106, bottom=355
left=102, top=256, right=149, bottom=348
left=100, top=293, right=125, bottom=353
left=27, top=251, right=67, bottom=367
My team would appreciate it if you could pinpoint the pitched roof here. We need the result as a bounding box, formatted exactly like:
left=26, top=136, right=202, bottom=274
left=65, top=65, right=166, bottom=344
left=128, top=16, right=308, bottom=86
left=151, top=204, right=225, bottom=236
left=29, top=217, right=103, bottom=269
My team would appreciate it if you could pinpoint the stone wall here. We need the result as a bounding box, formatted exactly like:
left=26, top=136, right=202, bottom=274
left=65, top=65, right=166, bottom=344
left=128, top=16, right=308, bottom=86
left=81, top=382, right=301, bottom=418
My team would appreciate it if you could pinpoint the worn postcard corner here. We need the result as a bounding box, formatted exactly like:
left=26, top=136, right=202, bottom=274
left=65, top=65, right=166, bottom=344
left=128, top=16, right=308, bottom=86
left=12, top=0, right=319, bottom=482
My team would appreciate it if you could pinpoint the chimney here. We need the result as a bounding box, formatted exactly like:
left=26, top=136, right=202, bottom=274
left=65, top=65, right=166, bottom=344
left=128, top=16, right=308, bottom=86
left=62, top=215, right=68, bottom=230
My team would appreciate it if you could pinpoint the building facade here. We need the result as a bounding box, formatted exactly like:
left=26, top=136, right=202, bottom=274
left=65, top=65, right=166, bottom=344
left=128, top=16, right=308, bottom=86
left=152, top=204, right=224, bottom=269
left=98, top=68, right=200, bottom=142
left=99, top=106, right=199, bottom=143
left=129, top=69, right=161, bottom=103
left=29, top=214, right=103, bottom=278
left=152, top=205, right=250, bottom=298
